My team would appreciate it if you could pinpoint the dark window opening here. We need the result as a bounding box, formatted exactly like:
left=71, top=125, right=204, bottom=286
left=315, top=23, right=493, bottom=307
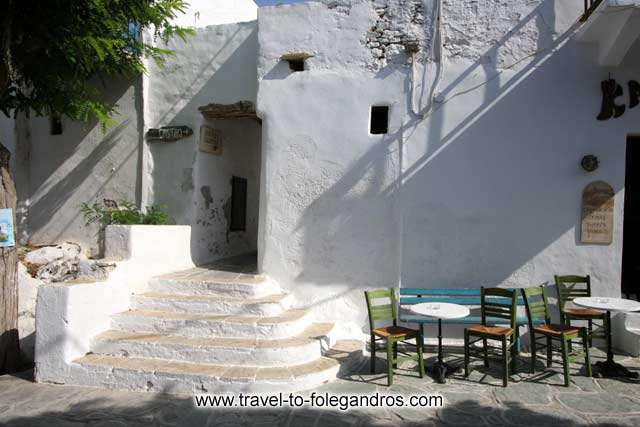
left=370, top=106, right=389, bottom=134
left=287, top=59, right=305, bottom=72
left=230, top=176, right=247, bottom=232
left=50, top=114, right=63, bottom=135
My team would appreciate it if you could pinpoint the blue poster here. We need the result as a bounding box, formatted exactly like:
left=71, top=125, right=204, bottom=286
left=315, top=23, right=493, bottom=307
left=0, top=208, right=15, bottom=247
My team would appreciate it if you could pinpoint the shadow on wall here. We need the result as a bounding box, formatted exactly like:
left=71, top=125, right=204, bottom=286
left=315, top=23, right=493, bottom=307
left=285, top=1, right=625, bottom=322
left=26, top=76, right=142, bottom=250
left=146, top=23, right=260, bottom=265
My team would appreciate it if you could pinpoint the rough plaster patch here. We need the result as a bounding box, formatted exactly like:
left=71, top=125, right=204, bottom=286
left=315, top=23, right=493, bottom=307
left=181, top=168, right=194, bottom=192
left=200, top=186, right=214, bottom=209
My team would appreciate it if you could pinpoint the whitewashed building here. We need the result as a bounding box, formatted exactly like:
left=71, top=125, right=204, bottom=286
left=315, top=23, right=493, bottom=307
left=3, top=0, right=640, bottom=392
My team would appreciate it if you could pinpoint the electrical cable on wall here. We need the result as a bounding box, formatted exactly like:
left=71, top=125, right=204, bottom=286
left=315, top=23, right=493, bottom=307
left=411, top=0, right=443, bottom=117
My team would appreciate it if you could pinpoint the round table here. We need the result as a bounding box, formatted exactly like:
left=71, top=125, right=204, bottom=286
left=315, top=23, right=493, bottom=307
left=409, top=302, right=470, bottom=383
left=573, top=296, right=640, bottom=378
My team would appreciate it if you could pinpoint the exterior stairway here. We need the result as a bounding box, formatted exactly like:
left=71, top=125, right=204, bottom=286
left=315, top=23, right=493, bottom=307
left=69, top=265, right=364, bottom=394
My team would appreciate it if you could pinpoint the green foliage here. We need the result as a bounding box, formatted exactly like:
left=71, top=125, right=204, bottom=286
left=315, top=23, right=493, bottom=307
left=0, top=0, right=194, bottom=124
left=81, top=200, right=169, bottom=228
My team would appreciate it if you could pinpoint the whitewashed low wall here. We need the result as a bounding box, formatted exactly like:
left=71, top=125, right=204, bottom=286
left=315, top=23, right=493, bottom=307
left=35, top=225, right=195, bottom=384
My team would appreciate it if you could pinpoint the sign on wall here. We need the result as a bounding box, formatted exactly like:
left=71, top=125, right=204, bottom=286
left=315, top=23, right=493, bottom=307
left=199, top=126, right=223, bottom=155
left=597, top=79, right=640, bottom=120
left=0, top=208, right=15, bottom=248
left=146, top=126, right=193, bottom=142
left=581, top=181, right=614, bottom=245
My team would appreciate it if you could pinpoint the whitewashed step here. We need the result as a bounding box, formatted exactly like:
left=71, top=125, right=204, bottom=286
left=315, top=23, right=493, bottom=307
left=71, top=340, right=364, bottom=394
left=92, top=323, right=335, bottom=367
left=111, top=309, right=312, bottom=339
left=148, top=268, right=279, bottom=298
left=132, top=292, right=293, bottom=316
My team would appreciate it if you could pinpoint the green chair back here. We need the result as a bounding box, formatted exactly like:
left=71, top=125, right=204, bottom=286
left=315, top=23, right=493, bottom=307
left=365, top=288, right=398, bottom=332
left=555, top=275, right=591, bottom=313
left=521, top=285, right=552, bottom=328
left=481, top=287, right=517, bottom=329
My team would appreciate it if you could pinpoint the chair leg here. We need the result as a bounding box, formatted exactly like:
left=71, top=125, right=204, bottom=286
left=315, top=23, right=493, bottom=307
left=464, top=330, right=470, bottom=377
left=605, top=313, right=612, bottom=360
left=483, top=338, right=489, bottom=367
left=587, top=319, right=593, bottom=349
left=567, top=321, right=573, bottom=353
left=530, top=331, right=537, bottom=374
left=393, top=341, right=398, bottom=369
left=386, top=340, right=394, bottom=387
left=510, top=333, right=517, bottom=375
left=501, top=336, right=508, bottom=387
left=417, top=334, right=425, bottom=378
left=561, top=334, right=570, bottom=387
left=583, top=328, right=592, bottom=378
left=370, top=334, right=376, bottom=374
left=546, top=336, right=553, bottom=367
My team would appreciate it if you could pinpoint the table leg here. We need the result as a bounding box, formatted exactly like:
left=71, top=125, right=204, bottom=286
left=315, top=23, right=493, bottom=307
left=429, top=319, right=460, bottom=384
left=438, top=319, right=443, bottom=363
left=593, top=310, right=639, bottom=379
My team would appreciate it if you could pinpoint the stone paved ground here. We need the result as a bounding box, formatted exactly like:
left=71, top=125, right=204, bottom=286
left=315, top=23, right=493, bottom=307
left=2, top=347, right=640, bottom=426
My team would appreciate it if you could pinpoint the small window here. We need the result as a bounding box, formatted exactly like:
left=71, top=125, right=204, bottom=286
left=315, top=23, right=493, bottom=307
left=370, top=106, right=389, bottom=134
left=49, top=114, right=63, bottom=135
left=281, top=53, right=313, bottom=73
left=229, top=176, right=247, bottom=232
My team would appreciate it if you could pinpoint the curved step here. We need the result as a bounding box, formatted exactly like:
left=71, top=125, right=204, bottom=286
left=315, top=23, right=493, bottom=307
left=131, top=292, right=293, bottom=316
left=148, top=269, right=279, bottom=298
left=111, top=309, right=312, bottom=339
left=70, top=340, right=365, bottom=394
left=92, top=323, right=335, bottom=366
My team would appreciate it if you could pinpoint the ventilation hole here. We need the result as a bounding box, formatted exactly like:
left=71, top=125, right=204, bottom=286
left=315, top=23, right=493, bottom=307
left=370, top=106, right=389, bottom=134
left=287, top=59, right=305, bottom=72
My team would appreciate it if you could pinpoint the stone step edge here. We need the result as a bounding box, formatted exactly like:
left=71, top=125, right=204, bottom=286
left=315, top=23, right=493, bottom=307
left=74, top=339, right=364, bottom=384
left=133, top=292, right=291, bottom=304
left=93, top=322, right=335, bottom=351
left=112, top=308, right=309, bottom=325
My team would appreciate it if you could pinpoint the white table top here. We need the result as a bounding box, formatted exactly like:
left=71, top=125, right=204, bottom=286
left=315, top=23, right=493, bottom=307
left=573, top=297, right=640, bottom=313
left=408, top=302, right=470, bottom=320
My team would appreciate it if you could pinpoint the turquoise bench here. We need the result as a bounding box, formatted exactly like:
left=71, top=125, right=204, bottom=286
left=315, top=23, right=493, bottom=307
left=399, top=288, right=543, bottom=352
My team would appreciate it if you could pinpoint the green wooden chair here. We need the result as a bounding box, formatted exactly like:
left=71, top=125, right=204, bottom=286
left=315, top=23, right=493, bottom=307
left=365, top=288, right=425, bottom=386
left=464, top=287, right=518, bottom=387
left=522, top=284, right=592, bottom=387
left=555, top=275, right=609, bottom=354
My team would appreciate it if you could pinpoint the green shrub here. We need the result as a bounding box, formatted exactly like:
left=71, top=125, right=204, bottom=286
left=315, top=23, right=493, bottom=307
left=81, top=200, right=169, bottom=228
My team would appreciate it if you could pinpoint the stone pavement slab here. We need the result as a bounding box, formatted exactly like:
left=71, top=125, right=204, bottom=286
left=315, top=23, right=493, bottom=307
left=2, top=348, right=640, bottom=426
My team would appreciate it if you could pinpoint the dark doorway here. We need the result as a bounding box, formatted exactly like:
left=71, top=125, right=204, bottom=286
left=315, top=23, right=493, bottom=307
left=622, top=135, right=640, bottom=298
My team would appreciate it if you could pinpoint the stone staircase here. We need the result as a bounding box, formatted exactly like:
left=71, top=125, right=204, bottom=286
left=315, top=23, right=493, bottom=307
left=67, top=265, right=363, bottom=394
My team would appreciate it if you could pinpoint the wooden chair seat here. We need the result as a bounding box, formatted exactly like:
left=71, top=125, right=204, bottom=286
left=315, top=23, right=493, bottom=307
left=534, top=323, right=581, bottom=337
left=563, top=307, right=604, bottom=318
left=373, top=325, right=418, bottom=339
left=467, top=324, right=513, bottom=337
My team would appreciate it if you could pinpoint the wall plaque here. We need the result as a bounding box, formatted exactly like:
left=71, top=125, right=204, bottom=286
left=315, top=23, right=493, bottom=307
left=199, top=126, right=223, bottom=155
left=581, top=181, right=614, bottom=244
left=0, top=208, right=15, bottom=247
left=146, top=126, right=193, bottom=142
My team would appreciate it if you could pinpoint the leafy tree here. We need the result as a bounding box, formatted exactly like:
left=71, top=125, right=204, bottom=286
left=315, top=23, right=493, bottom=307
left=0, top=0, right=193, bottom=374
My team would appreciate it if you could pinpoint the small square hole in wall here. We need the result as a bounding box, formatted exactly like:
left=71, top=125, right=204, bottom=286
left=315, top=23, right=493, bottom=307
left=49, top=114, right=63, bottom=135
left=370, top=106, right=389, bottom=135
left=287, top=59, right=305, bottom=72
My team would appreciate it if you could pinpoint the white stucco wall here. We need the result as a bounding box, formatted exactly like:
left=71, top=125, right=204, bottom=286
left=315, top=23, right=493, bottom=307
left=257, top=0, right=638, bottom=336
left=35, top=225, right=196, bottom=383
left=171, top=0, right=258, bottom=28
left=146, top=21, right=261, bottom=265
left=17, top=77, right=143, bottom=255
left=0, top=115, right=15, bottom=172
